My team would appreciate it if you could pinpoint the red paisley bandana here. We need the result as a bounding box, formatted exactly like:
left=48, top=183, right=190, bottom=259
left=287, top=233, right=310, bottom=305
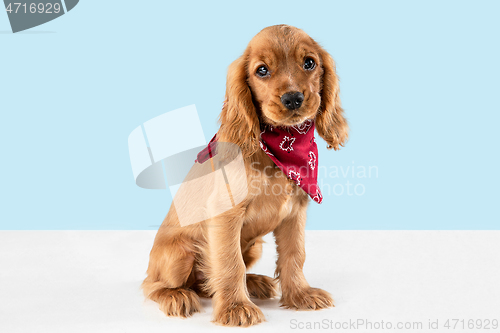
left=259, top=119, right=322, bottom=203
left=196, top=119, right=322, bottom=204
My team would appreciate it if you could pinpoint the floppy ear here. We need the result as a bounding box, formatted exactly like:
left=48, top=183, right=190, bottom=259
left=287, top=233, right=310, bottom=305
left=315, top=47, right=349, bottom=151
left=217, top=54, right=260, bottom=158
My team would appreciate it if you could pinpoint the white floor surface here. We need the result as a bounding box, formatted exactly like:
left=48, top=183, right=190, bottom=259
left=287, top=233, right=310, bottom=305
left=1, top=231, right=499, bottom=332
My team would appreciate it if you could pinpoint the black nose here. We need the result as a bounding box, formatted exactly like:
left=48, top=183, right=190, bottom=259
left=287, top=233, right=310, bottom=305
left=281, top=92, right=304, bottom=110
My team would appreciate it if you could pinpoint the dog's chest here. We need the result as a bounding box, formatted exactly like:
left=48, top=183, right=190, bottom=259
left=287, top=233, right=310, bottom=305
left=245, top=178, right=298, bottom=230
left=283, top=196, right=294, bottom=215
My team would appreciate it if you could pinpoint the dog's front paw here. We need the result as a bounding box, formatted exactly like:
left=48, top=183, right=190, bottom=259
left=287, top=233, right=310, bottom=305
left=280, top=287, right=334, bottom=310
left=247, top=274, right=278, bottom=299
left=213, top=301, right=265, bottom=327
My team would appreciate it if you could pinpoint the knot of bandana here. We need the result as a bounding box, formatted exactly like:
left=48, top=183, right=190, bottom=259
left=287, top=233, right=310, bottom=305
left=196, top=119, right=323, bottom=204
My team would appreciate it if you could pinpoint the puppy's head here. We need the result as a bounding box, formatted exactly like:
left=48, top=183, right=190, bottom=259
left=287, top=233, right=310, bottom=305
left=218, top=25, right=349, bottom=157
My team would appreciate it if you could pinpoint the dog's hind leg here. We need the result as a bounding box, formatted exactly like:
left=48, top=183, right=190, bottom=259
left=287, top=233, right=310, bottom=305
left=142, top=230, right=202, bottom=318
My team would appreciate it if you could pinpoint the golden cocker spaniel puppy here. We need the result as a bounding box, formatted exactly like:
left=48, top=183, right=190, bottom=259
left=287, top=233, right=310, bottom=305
left=142, top=24, right=349, bottom=327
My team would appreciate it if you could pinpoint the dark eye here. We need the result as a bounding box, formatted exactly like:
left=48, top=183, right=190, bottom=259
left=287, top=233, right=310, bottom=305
left=256, top=66, right=269, bottom=77
left=303, top=58, right=316, bottom=70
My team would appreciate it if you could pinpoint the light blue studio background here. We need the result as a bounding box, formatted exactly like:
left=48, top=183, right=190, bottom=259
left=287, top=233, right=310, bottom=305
left=1, top=1, right=499, bottom=230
